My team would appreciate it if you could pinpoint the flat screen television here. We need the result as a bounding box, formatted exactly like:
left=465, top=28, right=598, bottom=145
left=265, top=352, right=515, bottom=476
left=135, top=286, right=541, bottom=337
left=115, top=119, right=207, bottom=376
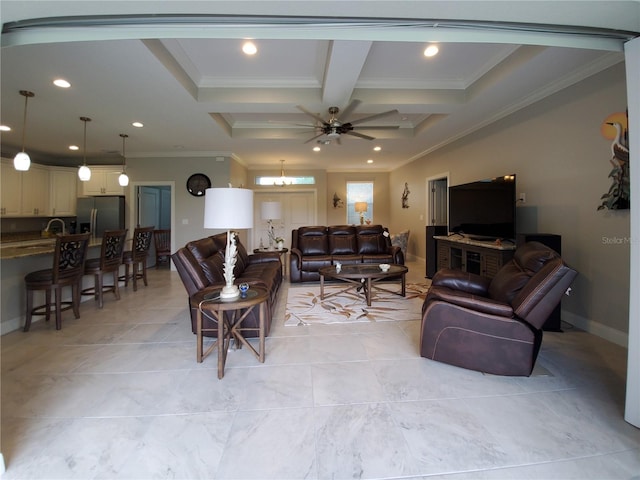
left=448, top=175, right=516, bottom=240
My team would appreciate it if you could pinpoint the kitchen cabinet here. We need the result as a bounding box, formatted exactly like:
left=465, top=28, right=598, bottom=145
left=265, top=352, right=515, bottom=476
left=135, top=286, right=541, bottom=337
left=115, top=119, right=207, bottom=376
left=21, top=164, right=49, bottom=216
left=1, top=159, right=49, bottom=217
left=79, top=167, right=124, bottom=196
left=1, top=160, right=22, bottom=216
left=49, top=167, right=78, bottom=216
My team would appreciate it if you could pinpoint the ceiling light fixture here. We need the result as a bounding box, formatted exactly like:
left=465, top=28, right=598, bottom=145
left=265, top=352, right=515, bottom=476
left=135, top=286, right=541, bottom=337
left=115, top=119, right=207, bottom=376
left=69, top=145, right=79, bottom=151
left=0, top=125, right=10, bottom=132
left=242, top=41, right=257, bottom=55
left=78, top=116, right=92, bottom=181
left=424, top=44, right=439, bottom=57
left=53, top=79, right=71, bottom=88
left=313, top=146, right=321, bottom=152
left=132, top=122, right=143, bottom=128
left=13, top=90, right=35, bottom=171
left=274, top=159, right=292, bottom=186
left=118, top=133, right=129, bottom=186
left=367, top=159, right=374, bottom=164
left=373, top=146, right=382, bottom=151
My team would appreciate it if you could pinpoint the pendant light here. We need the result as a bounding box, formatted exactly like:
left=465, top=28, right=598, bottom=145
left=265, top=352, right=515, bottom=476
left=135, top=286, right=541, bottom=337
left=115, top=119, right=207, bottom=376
left=274, top=159, right=292, bottom=186
left=13, top=90, right=35, bottom=171
left=118, top=133, right=129, bottom=186
left=78, top=116, right=92, bottom=181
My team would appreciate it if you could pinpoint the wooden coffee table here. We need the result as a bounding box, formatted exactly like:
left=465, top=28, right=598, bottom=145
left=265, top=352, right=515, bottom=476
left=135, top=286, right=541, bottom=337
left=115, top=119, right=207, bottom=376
left=319, top=264, right=409, bottom=307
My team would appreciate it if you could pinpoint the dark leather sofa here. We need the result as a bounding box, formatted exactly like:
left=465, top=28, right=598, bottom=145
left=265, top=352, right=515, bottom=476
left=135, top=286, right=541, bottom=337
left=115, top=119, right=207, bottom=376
left=172, top=232, right=283, bottom=337
left=420, top=241, right=577, bottom=376
left=289, top=224, right=404, bottom=283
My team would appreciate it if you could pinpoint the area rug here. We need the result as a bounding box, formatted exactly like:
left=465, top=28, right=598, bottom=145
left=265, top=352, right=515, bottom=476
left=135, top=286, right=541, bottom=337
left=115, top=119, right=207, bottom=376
left=284, top=282, right=430, bottom=326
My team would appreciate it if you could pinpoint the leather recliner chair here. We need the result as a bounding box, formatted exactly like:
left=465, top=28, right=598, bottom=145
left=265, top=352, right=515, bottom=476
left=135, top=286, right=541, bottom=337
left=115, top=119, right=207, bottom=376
left=420, top=241, right=577, bottom=376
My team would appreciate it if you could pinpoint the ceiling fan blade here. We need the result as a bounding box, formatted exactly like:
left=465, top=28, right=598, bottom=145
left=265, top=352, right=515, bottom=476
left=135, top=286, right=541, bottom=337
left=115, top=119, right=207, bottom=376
left=344, top=131, right=376, bottom=141
left=337, top=99, right=361, bottom=122
left=349, top=109, right=399, bottom=126
left=353, top=125, right=400, bottom=130
left=268, top=120, right=319, bottom=127
left=296, top=105, right=328, bottom=125
left=303, top=133, right=327, bottom=144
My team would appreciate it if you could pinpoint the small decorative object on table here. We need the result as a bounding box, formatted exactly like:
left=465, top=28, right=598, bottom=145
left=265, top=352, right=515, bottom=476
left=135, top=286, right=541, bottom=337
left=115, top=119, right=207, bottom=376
left=379, top=263, right=390, bottom=272
left=239, top=282, right=250, bottom=297
left=335, top=262, right=342, bottom=273
left=275, top=237, right=284, bottom=250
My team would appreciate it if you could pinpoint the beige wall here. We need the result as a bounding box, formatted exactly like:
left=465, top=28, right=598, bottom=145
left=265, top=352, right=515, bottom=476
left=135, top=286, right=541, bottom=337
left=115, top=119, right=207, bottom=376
left=390, top=63, right=630, bottom=338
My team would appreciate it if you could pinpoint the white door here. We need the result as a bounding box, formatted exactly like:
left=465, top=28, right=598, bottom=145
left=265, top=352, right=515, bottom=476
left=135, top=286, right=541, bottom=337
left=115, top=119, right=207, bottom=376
left=252, top=191, right=317, bottom=250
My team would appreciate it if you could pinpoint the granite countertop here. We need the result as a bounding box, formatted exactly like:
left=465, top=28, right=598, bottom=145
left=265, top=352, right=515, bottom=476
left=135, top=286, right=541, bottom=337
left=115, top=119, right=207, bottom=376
left=0, top=237, right=102, bottom=260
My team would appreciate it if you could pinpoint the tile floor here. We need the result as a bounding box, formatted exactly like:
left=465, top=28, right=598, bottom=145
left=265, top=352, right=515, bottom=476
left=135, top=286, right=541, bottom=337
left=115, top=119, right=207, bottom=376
left=1, top=261, right=639, bottom=479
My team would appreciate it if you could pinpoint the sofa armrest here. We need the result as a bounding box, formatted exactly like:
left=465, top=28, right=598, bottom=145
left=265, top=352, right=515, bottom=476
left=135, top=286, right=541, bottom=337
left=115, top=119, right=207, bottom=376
left=431, top=268, right=492, bottom=296
left=428, top=286, right=514, bottom=317
left=388, top=245, right=404, bottom=264
left=289, top=248, right=303, bottom=282
left=248, top=252, right=281, bottom=264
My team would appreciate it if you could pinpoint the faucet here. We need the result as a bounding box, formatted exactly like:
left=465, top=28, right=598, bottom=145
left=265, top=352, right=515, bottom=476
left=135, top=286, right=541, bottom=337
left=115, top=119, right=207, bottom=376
left=45, top=218, right=66, bottom=235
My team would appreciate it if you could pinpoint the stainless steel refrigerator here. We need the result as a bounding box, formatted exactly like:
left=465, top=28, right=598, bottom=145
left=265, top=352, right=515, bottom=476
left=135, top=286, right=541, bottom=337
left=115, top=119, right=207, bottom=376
left=76, top=196, right=126, bottom=237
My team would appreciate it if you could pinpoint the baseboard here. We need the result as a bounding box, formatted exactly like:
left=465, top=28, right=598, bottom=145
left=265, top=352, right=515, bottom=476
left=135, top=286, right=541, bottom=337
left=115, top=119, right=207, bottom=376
left=562, top=311, right=629, bottom=347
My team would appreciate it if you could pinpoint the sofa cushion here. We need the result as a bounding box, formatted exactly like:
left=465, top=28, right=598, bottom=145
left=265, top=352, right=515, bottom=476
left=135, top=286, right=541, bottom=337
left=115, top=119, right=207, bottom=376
left=488, top=262, right=530, bottom=305
left=297, top=226, right=329, bottom=255
left=200, top=252, right=226, bottom=284
left=356, top=224, right=389, bottom=254
left=186, top=237, right=220, bottom=262
left=328, top=225, right=357, bottom=254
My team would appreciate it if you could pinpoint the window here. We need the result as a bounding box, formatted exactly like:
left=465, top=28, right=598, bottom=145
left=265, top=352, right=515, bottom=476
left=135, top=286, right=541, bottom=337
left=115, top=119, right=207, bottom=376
left=255, top=176, right=315, bottom=186
left=346, top=181, right=374, bottom=225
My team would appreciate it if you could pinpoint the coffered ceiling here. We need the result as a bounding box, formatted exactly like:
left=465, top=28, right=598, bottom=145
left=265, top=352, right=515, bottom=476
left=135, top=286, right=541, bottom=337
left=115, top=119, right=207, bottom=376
left=1, top=1, right=637, bottom=172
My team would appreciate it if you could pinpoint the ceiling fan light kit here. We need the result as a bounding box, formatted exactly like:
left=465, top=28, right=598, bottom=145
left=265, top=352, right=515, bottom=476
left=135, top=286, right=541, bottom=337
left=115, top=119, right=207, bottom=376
left=293, top=99, right=399, bottom=145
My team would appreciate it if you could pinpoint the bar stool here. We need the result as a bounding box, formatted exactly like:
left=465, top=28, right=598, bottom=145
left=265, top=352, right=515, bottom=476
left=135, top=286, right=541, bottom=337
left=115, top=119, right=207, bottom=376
left=120, top=226, right=154, bottom=291
left=24, top=233, right=91, bottom=331
left=82, top=229, right=128, bottom=308
left=154, top=229, right=171, bottom=266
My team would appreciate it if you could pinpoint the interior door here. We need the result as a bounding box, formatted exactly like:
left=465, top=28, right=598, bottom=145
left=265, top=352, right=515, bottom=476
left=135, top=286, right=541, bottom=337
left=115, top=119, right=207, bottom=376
left=138, top=186, right=161, bottom=266
left=252, top=191, right=316, bottom=250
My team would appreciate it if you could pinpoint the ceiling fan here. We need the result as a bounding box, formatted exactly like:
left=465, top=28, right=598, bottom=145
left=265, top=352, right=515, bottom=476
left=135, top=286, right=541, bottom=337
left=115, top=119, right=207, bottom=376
left=293, top=99, right=399, bottom=144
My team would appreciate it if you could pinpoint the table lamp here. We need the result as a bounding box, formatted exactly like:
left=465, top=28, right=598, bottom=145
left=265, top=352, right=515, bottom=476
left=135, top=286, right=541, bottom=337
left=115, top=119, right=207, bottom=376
left=261, top=201, right=282, bottom=249
left=355, top=202, right=368, bottom=225
left=204, top=187, right=254, bottom=300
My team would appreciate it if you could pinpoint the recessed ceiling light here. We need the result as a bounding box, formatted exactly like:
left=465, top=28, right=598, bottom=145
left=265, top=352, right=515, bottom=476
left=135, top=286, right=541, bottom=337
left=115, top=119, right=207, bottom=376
left=0, top=125, right=10, bottom=131
left=132, top=122, right=144, bottom=128
left=373, top=146, right=381, bottom=151
left=424, top=44, right=439, bottom=57
left=313, top=146, right=321, bottom=152
left=367, top=159, right=374, bottom=164
left=242, top=41, right=257, bottom=55
left=69, top=145, right=79, bottom=151
left=53, top=79, right=71, bottom=88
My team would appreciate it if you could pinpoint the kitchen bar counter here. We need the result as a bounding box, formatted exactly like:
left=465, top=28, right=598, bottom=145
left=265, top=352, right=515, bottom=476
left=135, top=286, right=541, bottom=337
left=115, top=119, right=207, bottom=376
left=0, top=236, right=102, bottom=260
left=1, top=236, right=103, bottom=333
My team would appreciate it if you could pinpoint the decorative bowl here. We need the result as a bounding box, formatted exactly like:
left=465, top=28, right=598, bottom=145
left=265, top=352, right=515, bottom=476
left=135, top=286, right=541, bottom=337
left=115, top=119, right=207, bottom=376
left=379, top=263, right=390, bottom=272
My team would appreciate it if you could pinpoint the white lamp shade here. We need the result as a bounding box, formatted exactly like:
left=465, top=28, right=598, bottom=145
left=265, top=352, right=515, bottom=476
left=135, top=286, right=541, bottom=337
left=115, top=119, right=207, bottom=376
left=261, top=201, right=282, bottom=220
left=78, top=165, right=91, bottom=181
left=118, top=172, right=129, bottom=186
left=13, top=151, right=30, bottom=171
left=204, top=188, right=254, bottom=229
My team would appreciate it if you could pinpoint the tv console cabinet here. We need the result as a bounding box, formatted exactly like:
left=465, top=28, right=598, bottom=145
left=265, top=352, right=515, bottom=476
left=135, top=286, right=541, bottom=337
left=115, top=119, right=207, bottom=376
left=434, top=236, right=516, bottom=279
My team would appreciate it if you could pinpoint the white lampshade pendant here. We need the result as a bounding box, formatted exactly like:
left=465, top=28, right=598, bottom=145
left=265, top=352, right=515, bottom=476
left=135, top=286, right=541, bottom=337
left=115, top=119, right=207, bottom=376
left=118, top=133, right=129, bottom=186
left=118, top=172, right=129, bottom=186
left=78, top=165, right=92, bottom=181
left=78, top=116, right=92, bottom=181
left=14, top=90, right=35, bottom=171
left=13, top=151, right=31, bottom=171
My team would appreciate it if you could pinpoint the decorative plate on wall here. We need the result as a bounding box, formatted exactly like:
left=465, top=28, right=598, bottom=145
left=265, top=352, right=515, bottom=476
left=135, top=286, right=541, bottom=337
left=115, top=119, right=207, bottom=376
left=186, top=173, right=211, bottom=197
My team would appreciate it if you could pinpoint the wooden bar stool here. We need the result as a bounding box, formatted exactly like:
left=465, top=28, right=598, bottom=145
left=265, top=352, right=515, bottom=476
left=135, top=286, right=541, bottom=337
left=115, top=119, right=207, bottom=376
left=24, top=233, right=91, bottom=331
left=120, top=226, right=154, bottom=291
left=82, top=229, right=128, bottom=308
left=154, top=229, right=171, bottom=266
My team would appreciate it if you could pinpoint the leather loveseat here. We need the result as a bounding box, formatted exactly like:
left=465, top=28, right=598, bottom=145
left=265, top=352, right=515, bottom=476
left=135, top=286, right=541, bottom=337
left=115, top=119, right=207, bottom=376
left=290, top=224, right=404, bottom=283
left=420, top=241, right=577, bottom=376
left=172, top=232, right=283, bottom=337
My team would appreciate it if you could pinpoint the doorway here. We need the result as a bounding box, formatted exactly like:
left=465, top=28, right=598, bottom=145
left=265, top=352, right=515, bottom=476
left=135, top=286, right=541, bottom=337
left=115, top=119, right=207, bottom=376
left=130, top=181, right=175, bottom=269
left=426, top=173, right=449, bottom=227
left=252, top=190, right=317, bottom=250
